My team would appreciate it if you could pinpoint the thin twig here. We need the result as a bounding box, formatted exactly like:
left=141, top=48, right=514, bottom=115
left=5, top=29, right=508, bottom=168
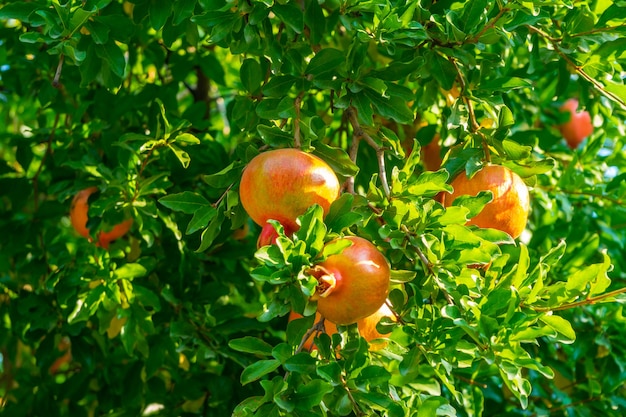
left=342, top=375, right=365, bottom=416
left=450, top=58, right=491, bottom=163
left=294, top=92, right=304, bottom=148
left=346, top=107, right=391, bottom=197
left=570, top=24, right=626, bottom=38
left=52, top=54, right=64, bottom=88
left=345, top=129, right=361, bottom=194
left=528, top=397, right=602, bottom=417
left=384, top=299, right=406, bottom=325
left=466, top=6, right=510, bottom=44
left=527, top=287, right=626, bottom=312
left=32, top=113, right=60, bottom=211
left=295, top=316, right=327, bottom=354
left=537, top=185, right=624, bottom=207
left=527, top=25, right=626, bottom=110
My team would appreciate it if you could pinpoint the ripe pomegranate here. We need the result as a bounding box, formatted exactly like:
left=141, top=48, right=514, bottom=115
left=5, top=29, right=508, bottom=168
left=311, top=236, right=390, bottom=325
left=558, top=99, right=593, bottom=149
left=290, top=303, right=396, bottom=351
left=70, top=187, right=133, bottom=249
left=442, top=165, right=530, bottom=239
left=239, top=148, right=340, bottom=247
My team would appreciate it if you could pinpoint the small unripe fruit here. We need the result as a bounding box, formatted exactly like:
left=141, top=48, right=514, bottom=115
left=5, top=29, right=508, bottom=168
left=442, top=165, right=530, bottom=239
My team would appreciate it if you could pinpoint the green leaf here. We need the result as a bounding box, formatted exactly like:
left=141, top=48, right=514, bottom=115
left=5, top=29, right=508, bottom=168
left=196, top=211, right=225, bottom=252
left=502, top=139, right=532, bottom=160
left=187, top=205, right=218, bottom=234
left=203, top=161, right=243, bottom=189
left=240, top=58, right=263, bottom=93
left=272, top=3, right=303, bottom=34
left=450, top=191, right=493, bottom=219
left=312, top=142, right=359, bottom=177
left=480, top=77, right=533, bottom=92
left=293, top=379, right=334, bottom=410
left=325, top=193, right=363, bottom=233
left=257, top=125, right=294, bottom=147
left=174, top=133, right=201, bottom=144
left=262, top=75, right=296, bottom=97
left=229, top=337, right=274, bottom=356
left=172, top=0, right=197, bottom=25
left=351, top=91, right=374, bottom=125
left=429, top=52, right=457, bottom=90
left=158, top=192, right=210, bottom=214
left=354, top=366, right=391, bottom=388
left=406, top=170, right=452, bottom=196
left=539, top=314, right=576, bottom=343
left=283, top=353, right=317, bottom=374
left=95, top=40, right=126, bottom=78
left=418, top=397, right=450, bottom=417
left=233, top=396, right=267, bottom=416
left=460, top=0, right=489, bottom=32
left=68, top=286, right=106, bottom=324
left=596, top=4, right=626, bottom=27
left=364, top=89, right=414, bottom=124
left=113, top=263, right=148, bottom=280
left=148, top=0, right=171, bottom=30
left=305, top=48, right=345, bottom=78
left=240, top=359, right=281, bottom=385
left=0, top=3, right=40, bottom=21
left=168, top=144, right=191, bottom=168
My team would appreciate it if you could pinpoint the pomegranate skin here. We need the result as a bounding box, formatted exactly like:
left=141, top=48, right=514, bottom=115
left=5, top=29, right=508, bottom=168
left=314, top=236, right=390, bottom=326
left=239, top=149, right=340, bottom=233
left=558, top=99, right=593, bottom=149
left=70, top=187, right=133, bottom=249
left=289, top=302, right=395, bottom=351
left=442, top=165, right=530, bottom=239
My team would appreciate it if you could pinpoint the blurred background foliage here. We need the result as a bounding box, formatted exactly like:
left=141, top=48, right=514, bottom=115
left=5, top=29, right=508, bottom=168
left=1, top=0, right=625, bottom=416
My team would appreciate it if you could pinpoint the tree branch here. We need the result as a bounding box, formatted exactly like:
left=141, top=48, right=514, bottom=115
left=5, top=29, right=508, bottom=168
left=527, top=25, right=626, bottom=110
left=450, top=58, right=491, bottom=163
left=294, top=92, right=304, bottom=149
left=527, top=287, right=626, bottom=312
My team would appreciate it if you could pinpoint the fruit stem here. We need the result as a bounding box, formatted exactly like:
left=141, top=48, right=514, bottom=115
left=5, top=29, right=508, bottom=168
left=294, top=316, right=327, bottom=355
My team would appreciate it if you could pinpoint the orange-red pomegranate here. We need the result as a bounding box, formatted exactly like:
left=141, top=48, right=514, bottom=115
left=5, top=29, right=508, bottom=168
left=311, top=236, right=390, bottom=325
left=239, top=148, right=340, bottom=247
left=290, top=302, right=395, bottom=351
left=70, top=187, right=133, bottom=249
left=558, top=99, right=593, bottom=149
left=442, top=165, right=529, bottom=239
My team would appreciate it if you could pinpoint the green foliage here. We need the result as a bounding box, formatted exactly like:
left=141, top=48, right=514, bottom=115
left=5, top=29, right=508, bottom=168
left=1, top=0, right=626, bottom=416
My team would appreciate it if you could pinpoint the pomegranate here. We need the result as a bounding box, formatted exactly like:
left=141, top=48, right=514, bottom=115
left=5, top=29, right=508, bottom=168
left=70, top=187, right=133, bottom=249
left=311, top=236, right=390, bottom=325
left=442, top=165, right=529, bottom=239
left=239, top=148, right=340, bottom=247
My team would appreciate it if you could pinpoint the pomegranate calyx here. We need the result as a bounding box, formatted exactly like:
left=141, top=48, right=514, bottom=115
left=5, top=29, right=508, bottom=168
left=307, top=265, right=337, bottom=300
